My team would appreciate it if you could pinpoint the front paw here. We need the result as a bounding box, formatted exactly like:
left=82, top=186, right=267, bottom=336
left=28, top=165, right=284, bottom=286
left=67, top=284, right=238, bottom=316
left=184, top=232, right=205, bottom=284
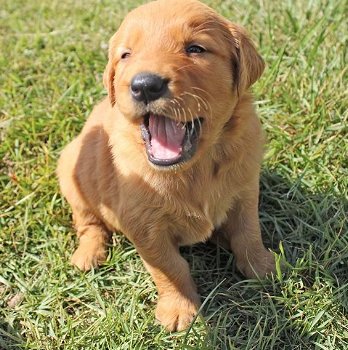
left=237, top=249, right=275, bottom=278
left=71, top=243, right=107, bottom=271
left=155, top=293, right=201, bottom=332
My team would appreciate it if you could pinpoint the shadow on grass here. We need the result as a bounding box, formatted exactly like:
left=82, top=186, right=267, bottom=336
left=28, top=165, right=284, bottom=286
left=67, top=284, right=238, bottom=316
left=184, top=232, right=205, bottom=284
left=0, top=319, right=24, bottom=350
left=180, top=170, right=347, bottom=349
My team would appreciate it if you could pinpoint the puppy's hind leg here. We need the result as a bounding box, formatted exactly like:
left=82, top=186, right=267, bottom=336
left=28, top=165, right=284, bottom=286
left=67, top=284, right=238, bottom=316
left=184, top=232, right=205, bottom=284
left=221, top=183, right=275, bottom=278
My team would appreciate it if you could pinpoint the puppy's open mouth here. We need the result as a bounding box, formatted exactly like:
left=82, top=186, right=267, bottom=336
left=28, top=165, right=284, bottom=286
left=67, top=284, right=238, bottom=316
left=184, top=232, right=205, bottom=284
left=140, top=113, right=203, bottom=166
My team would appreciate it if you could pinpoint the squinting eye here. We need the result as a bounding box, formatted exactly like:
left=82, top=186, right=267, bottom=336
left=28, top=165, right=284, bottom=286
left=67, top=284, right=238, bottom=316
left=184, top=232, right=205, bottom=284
left=121, top=51, right=131, bottom=59
left=186, top=45, right=206, bottom=54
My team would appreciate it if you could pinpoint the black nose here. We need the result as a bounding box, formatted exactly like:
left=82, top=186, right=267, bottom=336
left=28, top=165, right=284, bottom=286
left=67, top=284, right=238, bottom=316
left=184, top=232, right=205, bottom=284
left=131, top=73, right=168, bottom=103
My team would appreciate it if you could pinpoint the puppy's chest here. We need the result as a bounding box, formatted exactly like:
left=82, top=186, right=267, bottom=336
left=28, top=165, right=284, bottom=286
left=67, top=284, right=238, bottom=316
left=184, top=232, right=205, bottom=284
left=157, top=184, right=233, bottom=245
left=166, top=183, right=234, bottom=244
left=113, top=174, right=235, bottom=245
left=172, top=200, right=228, bottom=245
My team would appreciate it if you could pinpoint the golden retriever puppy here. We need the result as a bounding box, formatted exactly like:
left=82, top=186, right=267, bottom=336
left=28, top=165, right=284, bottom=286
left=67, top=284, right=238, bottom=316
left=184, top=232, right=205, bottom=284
left=57, top=0, right=275, bottom=331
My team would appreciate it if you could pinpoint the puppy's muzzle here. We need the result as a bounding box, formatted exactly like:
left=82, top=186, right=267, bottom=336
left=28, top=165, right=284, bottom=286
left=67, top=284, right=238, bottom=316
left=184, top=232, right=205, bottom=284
left=131, top=72, right=169, bottom=104
left=131, top=73, right=203, bottom=168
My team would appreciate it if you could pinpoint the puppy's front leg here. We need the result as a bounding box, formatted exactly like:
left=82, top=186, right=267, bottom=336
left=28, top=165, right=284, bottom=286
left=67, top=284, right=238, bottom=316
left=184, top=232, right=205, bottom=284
left=70, top=210, right=110, bottom=271
left=222, top=183, right=275, bottom=278
left=133, top=234, right=200, bottom=332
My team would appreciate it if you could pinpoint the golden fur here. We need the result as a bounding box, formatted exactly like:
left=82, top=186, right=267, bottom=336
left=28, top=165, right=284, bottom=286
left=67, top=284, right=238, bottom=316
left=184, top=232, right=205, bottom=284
left=57, top=0, right=275, bottom=331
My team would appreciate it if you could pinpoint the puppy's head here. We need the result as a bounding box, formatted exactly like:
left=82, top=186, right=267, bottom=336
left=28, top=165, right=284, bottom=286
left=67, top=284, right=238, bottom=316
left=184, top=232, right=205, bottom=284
left=104, top=0, right=264, bottom=169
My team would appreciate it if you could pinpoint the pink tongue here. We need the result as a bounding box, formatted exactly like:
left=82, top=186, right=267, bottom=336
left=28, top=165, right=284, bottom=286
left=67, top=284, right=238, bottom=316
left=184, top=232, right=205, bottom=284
left=149, top=114, right=185, bottom=160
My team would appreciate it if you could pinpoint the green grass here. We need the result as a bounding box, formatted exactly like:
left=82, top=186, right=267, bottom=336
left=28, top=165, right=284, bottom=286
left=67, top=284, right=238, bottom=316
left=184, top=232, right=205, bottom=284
left=0, top=0, right=347, bottom=348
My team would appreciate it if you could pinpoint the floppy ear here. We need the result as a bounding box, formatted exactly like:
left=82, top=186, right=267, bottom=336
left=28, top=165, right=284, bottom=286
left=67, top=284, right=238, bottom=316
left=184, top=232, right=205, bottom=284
left=103, top=33, right=118, bottom=106
left=228, top=23, right=265, bottom=92
left=103, top=60, right=116, bottom=106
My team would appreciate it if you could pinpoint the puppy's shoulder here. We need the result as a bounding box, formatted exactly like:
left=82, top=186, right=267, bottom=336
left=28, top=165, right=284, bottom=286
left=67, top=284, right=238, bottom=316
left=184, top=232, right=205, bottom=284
left=83, top=97, right=112, bottom=131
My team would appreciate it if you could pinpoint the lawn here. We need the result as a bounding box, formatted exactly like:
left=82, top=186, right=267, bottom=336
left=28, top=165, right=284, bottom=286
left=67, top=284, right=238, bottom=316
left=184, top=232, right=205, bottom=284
left=0, top=0, right=347, bottom=349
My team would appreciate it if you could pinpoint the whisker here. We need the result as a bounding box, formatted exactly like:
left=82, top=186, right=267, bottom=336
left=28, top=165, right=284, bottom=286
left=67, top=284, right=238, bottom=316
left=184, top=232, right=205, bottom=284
left=173, top=97, right=187, bottom=124
left=173, top=106, right=180, bottom=121
left=187, top=107, right=194, bottom=123
left=169, top=99, right=180, bottom=122
left=180, top=106, right=188, bottom=124
left=175, top=64, right=196, bottom=72
left=187, top=91, right=212, bottom=120
left=196, top=95, right=208, bottom=111
left=173, top=99, right=184, bottom=123
left=182, top=92, right=201, bottom=112
left=191, top=88, right=213, bottom=119
left=188, top=89, right=209, bottom=109
left=191, top=86, right=214, bottom=99
left=197, top=116, right=202, bottom=136
left=168, top=106, right=176, bottom=121
left=197, top=96, right=212, bottom=119
left=176, top=96, right=185, bottom=104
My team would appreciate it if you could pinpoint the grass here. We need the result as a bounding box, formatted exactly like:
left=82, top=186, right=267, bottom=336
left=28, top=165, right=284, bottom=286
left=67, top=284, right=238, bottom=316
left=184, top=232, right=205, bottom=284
left=0, top=0, right=347, bottom=348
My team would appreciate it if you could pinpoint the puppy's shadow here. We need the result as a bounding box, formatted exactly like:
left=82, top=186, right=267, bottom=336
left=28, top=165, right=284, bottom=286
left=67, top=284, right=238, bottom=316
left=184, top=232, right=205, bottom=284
left=0, top=319, right=24, bottom=350
left=180, top=171, right=347, bottom=348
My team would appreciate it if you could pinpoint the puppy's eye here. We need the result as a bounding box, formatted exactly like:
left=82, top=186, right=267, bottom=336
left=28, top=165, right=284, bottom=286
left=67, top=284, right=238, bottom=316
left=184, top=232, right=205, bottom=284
left=185, top=45, right=206, bottom=55
left=121, top=51, right=131, bottom=59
